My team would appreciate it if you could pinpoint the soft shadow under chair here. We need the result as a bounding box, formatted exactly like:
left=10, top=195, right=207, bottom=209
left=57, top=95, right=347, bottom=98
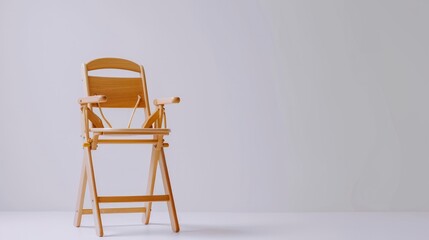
left=73, top=57, right=180, bottom=237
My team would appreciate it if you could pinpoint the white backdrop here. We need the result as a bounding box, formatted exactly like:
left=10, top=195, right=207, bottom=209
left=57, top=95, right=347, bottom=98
left=1, top=0, right=428, bottom=212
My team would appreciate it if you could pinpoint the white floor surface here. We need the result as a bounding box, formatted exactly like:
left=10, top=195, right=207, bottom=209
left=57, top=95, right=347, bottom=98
left=0, top=212, right=428, bottom=240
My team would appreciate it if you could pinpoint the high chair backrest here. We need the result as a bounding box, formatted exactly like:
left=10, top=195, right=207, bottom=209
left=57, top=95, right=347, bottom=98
left=83, top=58, right=151, bottom=118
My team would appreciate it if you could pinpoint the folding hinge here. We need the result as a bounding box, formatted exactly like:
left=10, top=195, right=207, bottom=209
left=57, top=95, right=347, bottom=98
left=155, top=138, right=164, bottom=150
left=83, top=139, right=92, bottom=148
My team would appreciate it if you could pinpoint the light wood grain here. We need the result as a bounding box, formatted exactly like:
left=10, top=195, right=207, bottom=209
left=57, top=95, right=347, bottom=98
left=78, top=95, right=107, bottom=104
left=97, top=139, right=158, bottom=144
left=153, top=97, right=181, bottom=106
left=142, top=108, right=160, bottom=128
left=73, top=156, right=87, bottom=227
left=86, top=58, right=141, bottom=72
left=144, top=146, right=160, bottom=224
left=98, top=195, right=170, bottom=203
left=84, top=147, right=104, bottom=237
left=159, top=148, right=180, bottom=232
left=139, top=64, right=151, bottom=118
left=86, top=108, right=104, bottom=128
left=90, top=128, right=170, bottom=135
left=87, top=76, right=146, bottom=108
left=82, top=207, right=147, bottom=215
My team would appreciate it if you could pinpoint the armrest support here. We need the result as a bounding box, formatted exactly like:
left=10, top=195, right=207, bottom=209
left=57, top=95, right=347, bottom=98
left=142, top=97, right=180, bottom=128
left=153, top=97, right=180, bottom=106
left=78, top=95, right=107, bottom=105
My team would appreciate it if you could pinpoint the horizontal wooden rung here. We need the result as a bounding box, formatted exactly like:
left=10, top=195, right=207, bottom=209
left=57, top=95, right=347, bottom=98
left=96, top=139, right=169, bottom=147
left=98, top=195, right=170, bottom=203
left=97, top=139, right=158, bottom=144
left=91, top=128, right=170, bottom=135
left=82, top=207, right=146, bottom=215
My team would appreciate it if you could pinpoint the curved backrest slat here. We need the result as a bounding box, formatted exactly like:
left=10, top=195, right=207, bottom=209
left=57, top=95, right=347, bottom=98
left=86, top=58, right=141, bottom=72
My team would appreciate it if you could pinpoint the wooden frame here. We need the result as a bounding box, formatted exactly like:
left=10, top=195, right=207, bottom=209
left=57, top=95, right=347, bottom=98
left=74, top=58, right=180, bottom=237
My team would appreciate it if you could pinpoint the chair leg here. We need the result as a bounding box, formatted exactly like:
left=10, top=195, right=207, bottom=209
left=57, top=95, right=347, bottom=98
left=84, top=147, right=104, bottom=237
left=159, top=148, right=180, bottom=232
left=143, top=146, right=160, bottom=224
left=74, top=155, right=87, bottom=227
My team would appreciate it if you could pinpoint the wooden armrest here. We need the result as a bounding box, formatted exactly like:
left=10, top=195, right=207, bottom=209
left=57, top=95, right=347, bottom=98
left=153, top=97, right=180, bottom=106
left=78, top=95, right=107, bottom=105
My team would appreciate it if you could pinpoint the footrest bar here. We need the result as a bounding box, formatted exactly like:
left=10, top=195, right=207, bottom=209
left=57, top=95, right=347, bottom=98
left=98, top=195, right=170, bottom=203
left=82, top=207, right=147, bottom=214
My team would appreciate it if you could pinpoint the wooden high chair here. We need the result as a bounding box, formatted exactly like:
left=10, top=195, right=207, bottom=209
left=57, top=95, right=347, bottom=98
left=73, top=57, right=180, bottom=237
